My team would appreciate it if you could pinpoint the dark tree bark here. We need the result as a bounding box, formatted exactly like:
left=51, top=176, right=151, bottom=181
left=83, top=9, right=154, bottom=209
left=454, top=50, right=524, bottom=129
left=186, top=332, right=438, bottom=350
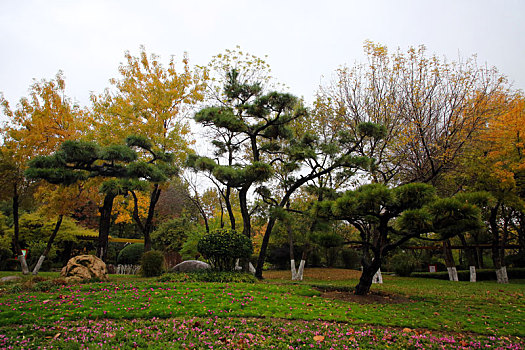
left=443, top=240, right=459, bottom=281
left=224, top=186, right=235, bottom=230
left=239, top=187, right=251, bottom=237
left=12, top=184, right=29, bottom=274
left=97, top=192, right=116, bottom=262
left=32, top=215, right=63, bottom=275
left=255, top=217, right=277, bottom=279
left=131, top=184, right=162, bottom=252
left=355, top=257, right=382, bottom=295
left=489, top=202, right=509, bottom=283
left=144, top=185, right=161, bottom=252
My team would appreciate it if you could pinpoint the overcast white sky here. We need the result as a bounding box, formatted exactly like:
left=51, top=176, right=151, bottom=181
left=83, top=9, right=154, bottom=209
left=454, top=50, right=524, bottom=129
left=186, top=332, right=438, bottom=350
left=1, top=0, right=524, bottom=117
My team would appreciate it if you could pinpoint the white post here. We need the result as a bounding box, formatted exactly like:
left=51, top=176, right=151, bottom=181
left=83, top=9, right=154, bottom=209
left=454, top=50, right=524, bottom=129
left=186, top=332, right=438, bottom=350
left=496, top=267, right=509, bottom=284
left=469, top=266, right=476, bottom=282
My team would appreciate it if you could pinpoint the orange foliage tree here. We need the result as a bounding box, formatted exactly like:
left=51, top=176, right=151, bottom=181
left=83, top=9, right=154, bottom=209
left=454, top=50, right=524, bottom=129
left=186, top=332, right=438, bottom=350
left=1, top=72, right=86, bottom=273
left=456, top=92, right=525, bottom=282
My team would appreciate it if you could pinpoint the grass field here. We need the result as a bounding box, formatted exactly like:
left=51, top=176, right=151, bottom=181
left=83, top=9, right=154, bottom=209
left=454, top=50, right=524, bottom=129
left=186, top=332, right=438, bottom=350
left=0, top=268, right=523, bottom=349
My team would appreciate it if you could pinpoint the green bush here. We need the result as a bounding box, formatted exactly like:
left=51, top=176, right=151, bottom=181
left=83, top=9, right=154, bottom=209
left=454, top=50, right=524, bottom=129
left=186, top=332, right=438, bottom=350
left=387, top=252, right=418, bottom=277
left=180, top=230, right=205, bottom=260
left=151, top=217, right=192, bottom=251
left=411, top=267, right=525, bottom=280
left=197, top=229, right=252, bottom=271
left=117, top=243, right=144, bottom=265
left=158, top=270, right=257, bottom=283
left=140, top=250, right=165, bottom=277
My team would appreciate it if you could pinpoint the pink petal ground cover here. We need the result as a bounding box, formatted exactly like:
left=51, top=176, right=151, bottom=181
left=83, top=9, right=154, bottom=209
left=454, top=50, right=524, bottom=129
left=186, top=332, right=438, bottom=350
left=0, top=279, right=523, bottom=349
left=0, top=317, right=523, bottom=349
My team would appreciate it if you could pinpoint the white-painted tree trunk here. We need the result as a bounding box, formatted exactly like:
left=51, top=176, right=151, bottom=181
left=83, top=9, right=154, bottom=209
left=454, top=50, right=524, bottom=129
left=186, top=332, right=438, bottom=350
left=372, top=268, right=383, bottom=284
left=32, top=255, right=46, bottom=275
left=447, top=267, right=459, bottom=281
left=290, top=259, right=305, bottom=281
left=18, top=254, right=29, bottom=275
left=469, top=266, right=476, bottom=282
left=290, top=259, right=297, bottom=280
left=296, top=260, right=305, bottom=281
left=248, top=262, right=256, bottom=274
left=496, top=266, right=509, bottom=284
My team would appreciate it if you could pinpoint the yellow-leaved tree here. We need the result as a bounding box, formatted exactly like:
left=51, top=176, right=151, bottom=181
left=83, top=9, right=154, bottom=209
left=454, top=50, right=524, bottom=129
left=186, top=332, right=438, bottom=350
left=0, top=71, right=87, bottom=273
left=89, top=47, right=207, bottom=251
left=456, top=92, right=525, bottom=283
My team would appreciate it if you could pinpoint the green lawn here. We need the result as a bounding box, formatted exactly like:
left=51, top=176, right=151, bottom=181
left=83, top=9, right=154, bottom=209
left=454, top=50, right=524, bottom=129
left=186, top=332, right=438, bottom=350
left=0, top=269, right=523, bottom=349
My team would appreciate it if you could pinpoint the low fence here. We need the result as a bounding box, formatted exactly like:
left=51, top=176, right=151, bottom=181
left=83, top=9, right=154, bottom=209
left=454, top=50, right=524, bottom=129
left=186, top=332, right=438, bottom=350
left=107, top=264, right=140, bottom=275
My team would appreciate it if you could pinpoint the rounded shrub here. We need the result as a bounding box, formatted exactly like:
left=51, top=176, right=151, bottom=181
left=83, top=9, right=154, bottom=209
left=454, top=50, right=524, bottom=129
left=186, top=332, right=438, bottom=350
left=140, top=250, right=165, bottom=277
left=197, top=229, right=253, bottom=271
left=117, top=243, right=144, bottom=265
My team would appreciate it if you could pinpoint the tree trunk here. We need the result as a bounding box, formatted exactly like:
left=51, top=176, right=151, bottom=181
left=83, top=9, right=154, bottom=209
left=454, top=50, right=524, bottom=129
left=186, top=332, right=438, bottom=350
left=32, top=215, right=63, bottom=275
left=295, top=259, right=306, bottom=281
left=97, top=193, right=116, bottom=262
left=458, top=234, right=477, bottom=267
left=355, top=258, right=381, bottom=295
left=458, top=234, right=477, bottom=282
left=224, top=186, right=235, bottom=230
left=476, top=247, right=484, bottom=268
left=12, top=185, right=29, bottom=275
left=290, top=259, right=297, bottom=280
left=143, top=185, right=161, bottom=252
left=489, top=203, right=508, bottom=283
left=255, top=216, right=277, bottom=279
left=518, top=213, right=525, bottom=254
left=443, top=240, right=458, bottom=281
left=239, top=187, right=251, bottom=237
left=286, top=209, right=297, bottom=280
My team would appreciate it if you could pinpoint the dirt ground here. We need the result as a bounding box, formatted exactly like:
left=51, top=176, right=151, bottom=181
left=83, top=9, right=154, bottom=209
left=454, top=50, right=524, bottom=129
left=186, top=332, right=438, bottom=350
left=318, top=289, right=413, bottom=304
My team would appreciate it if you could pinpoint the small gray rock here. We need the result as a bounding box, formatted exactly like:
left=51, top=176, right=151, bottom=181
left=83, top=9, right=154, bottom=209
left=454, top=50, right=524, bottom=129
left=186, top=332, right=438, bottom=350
left=0, top=276, right=22, bottom=283
left=170, top=260, right=210, bottom=273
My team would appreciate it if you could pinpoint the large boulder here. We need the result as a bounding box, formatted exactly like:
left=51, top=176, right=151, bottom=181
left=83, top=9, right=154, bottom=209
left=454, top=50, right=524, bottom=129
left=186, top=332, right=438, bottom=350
left=61, top=255, right=108, bottom=283
left=0, top=276, right=22, bottom=283
left=169, top=260, right=210, bottom=273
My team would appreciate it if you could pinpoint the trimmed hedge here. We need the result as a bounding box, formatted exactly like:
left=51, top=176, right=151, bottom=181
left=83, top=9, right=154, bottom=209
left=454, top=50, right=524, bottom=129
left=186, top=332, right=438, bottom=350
left=157, top=270, right=257, bottom=283
left=141, top=250, right=164, bottom=277
left=117, top=243, right=144, bottom=265
left=411, top=268, right=525, bottom=281
left=197, top=229, right=252, bottom=271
